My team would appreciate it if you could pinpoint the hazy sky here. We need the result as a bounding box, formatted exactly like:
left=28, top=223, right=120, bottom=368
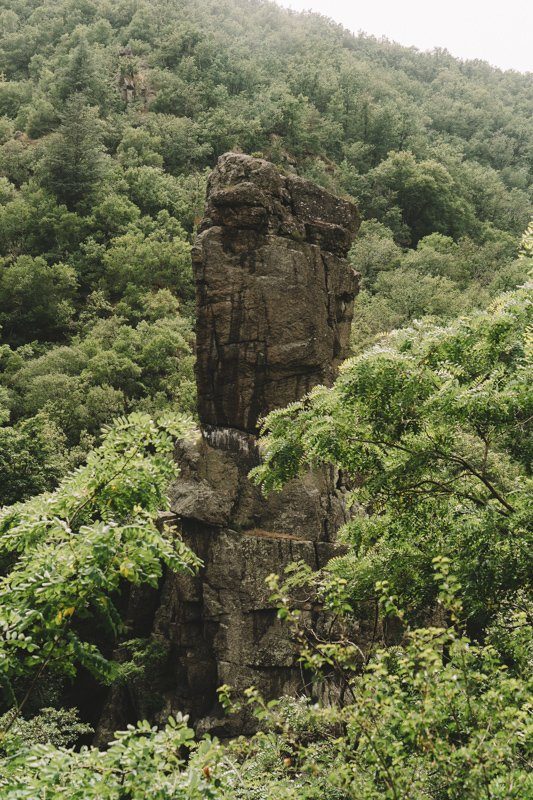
left=277, top=0, right=533, bottom=72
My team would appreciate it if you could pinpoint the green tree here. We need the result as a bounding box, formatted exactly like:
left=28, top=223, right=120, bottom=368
left=0, top=413, right=68, bottom=506
left=254, top=283, right=532, bottom=624
left=348, top=219, right=402, bottom=289
left=1, top=715, right=228, bottom=798
left=58, top=37, right=99, bottom=102
left=221, top=570, right=532, bottom=800
left=38, top=96, right=108, bottom=210
left=0, top=255, right=77, bottom=344
left=116, top=126, right=164, bottom=168
left=1, top=292, right=195, bottom=455
left=362, top=150, right=474, bottom=244
left=0, top=186, right=87, bottom=262
left=101, top=213, right=193, bottom=298
left=0, top=412, right=199, bottom=726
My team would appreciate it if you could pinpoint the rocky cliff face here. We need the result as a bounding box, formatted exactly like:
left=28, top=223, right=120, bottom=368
left=95, top=154, right=360, bottom=740
left=194, top=153, right=359, bottom=433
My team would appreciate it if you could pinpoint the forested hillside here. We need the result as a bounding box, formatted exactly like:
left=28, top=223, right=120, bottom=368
left=0, top=1, right=531, bottom=797
left=0, top=0, right=531, bottom=503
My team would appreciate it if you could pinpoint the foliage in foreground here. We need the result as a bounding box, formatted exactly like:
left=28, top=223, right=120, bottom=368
left=1, top=571, right=531, bottom=799
left=225, top=574, right=532, bottom=800
left=252, top=281, right=532, bottom=626
left=0, top=412, right=199, bottom=730
left=1, top=714, right=228, bottom=800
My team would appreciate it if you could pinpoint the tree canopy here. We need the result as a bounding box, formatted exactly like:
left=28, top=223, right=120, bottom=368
left=0, top=1, right=531, bottom=796
left=0, top=0, right=531, bottom=506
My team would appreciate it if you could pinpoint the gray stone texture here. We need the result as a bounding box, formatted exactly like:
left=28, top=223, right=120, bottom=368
left=95, top=155, right=360, bottom=739
left=194, top=153, right=360, bottom=433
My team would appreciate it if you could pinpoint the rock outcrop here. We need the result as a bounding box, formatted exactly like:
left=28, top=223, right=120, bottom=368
left=194, top=153, right=359, bottom=433
left=95, top=154, right=360, bottom=739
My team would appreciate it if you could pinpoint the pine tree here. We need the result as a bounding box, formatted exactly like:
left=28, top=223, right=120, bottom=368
left=59, top=38, right=98, bottom=101
left=38, top=95, right=107, bottom=209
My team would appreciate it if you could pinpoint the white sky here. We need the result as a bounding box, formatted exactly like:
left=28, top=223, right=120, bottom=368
left=277, top=0, right=533, bottom=72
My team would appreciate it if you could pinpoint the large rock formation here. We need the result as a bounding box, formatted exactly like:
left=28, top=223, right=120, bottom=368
left=95, top=154, right=360, bottom=740
left=194, top=153, right=359, bottom=433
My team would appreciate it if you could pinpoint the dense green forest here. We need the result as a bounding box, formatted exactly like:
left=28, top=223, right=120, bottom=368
left=0, top=0, right=531, bottom=796
left=0, top=0, right=532, bottom=501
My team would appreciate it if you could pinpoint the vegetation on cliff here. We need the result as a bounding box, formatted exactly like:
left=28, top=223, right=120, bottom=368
left=0, top=0, right=531, bottom=796
left=254, top=281, right=532, bottom=628
left=0, top=0, right=531, bottom=503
